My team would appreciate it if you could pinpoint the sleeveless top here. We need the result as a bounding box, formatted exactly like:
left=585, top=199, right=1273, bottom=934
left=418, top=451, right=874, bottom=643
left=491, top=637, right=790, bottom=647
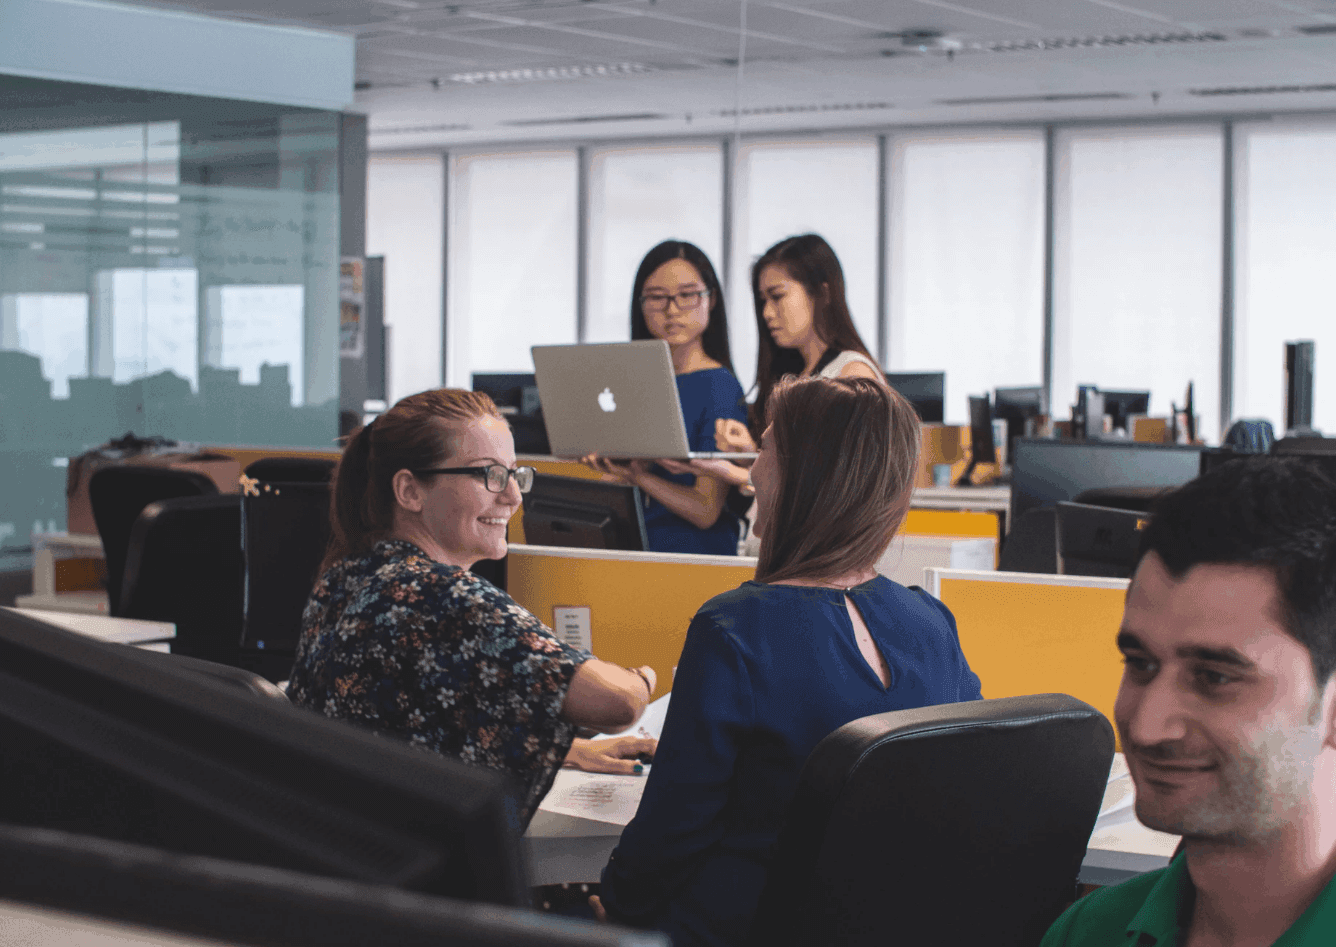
left=818, top=349, right=881, bottom=379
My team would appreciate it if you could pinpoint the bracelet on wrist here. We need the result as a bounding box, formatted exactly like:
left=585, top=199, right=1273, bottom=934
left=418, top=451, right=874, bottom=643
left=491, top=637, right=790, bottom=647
left=628, top=666, right=653, bottom=697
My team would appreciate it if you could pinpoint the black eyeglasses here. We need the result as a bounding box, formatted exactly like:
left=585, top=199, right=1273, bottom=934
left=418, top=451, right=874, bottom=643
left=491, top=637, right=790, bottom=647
left=414, top=464, right=536, bottom=494
left=640, top=289, right=710, bottom=312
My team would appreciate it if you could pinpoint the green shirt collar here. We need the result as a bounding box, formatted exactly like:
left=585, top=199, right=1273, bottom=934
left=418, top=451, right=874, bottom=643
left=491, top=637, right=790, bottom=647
left=1126, top=852, right=1336, bottom=946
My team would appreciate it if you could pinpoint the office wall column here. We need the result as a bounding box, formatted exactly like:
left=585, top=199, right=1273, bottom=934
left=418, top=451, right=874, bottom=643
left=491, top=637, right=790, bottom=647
left=576, top=146, right=590, bottom=343
left=441, top=151, right=450, bottom=389
left=1218, top=122, right=1235, bottom=438
left=876, top=133, right=889, bottom=368
left=1042, top=125, right=1056, bottom=410
left=721, top=137, right=734, bottom=299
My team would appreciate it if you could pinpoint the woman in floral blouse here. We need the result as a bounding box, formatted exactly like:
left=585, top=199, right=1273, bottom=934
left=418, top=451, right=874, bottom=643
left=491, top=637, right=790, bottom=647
left=287, top=388, right=656, bottom=824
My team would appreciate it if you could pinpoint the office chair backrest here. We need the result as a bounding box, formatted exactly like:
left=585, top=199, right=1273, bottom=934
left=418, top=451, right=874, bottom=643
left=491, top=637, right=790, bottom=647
left=241, top=480, right=331, bottom=681
left=133, top=648, right=289, bottom=702
left=997, top=506, right=1057, bottom=574
left=89, top=466, right=219, bottom=616
left=750, top=694, right=1114, bottom=947
left=119, top=495, right=244, bottom=667
left=243, top=457, right=336, bottom=484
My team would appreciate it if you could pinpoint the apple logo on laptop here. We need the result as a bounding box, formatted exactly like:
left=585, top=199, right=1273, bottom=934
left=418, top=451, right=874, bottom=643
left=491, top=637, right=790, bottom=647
left=598, top=387, right=617, bottom=413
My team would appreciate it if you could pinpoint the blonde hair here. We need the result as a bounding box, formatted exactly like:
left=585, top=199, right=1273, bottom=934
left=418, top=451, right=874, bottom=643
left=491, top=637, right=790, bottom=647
left=755, top=376, right=921, bottom=585
left=323, top=388, right=502, bottom=572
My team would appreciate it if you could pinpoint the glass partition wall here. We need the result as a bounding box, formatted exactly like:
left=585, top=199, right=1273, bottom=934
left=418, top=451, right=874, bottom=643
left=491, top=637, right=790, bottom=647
left=0, top=75, right=341, bottom=554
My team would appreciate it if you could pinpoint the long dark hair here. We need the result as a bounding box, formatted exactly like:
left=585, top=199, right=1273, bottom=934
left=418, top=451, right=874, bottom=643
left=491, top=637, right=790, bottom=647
left=750, top=233, right=875, bottom=434
left=756, top=376, right=921, bottom=585
left=321, top=388, right=502, bottom=574
left=630, top=240, right=733, bottom=373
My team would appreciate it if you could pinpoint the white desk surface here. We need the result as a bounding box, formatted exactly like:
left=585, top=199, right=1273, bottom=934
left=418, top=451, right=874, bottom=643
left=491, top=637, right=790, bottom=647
left=911, top=485, right=1011, bottom=513
left=3, top=607, right=176, bottom=647
left=524, top=753, right=1178, bottom=888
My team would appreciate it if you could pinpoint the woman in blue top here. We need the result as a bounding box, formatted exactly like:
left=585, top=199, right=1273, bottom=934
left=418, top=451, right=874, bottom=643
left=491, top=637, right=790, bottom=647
left=585, top=241, right=747, bottom=556
left=594, top=375, right=983, bottom=946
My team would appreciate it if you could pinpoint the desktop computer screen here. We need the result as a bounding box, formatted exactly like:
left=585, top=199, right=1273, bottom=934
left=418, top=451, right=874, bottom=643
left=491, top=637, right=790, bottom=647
left=1010, top=438, right=1205, bottom=523
left=993, top=386, right=1046, bottom=457
left=1099, top=390, right=1151, bottom=434
left=884, top=372, right=945, bottom=424
left=0, top=609, right=529, bottom=908
left=521, top=474, right=648, bottom=551
left=1055, top=501, right=1149, bottom=579
left=473, top=372, right=550, bottom=454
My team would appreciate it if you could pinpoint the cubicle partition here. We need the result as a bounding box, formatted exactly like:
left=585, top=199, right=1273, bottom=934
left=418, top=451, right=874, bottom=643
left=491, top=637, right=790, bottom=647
left=925, top=568, right=1129, bottom=745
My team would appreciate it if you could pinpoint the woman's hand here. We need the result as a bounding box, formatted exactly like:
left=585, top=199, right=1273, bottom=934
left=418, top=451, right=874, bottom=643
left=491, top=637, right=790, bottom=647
left=564, top=735, right=658, bottom=775
left=581, top=454, right=648, bottom=486
left=589, top=894, right=609, bottom=922
left=715, top=418, right=758, bottom=453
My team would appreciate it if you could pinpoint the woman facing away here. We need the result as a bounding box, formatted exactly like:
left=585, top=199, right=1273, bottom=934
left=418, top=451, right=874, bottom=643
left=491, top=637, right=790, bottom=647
left=287, top=388, right=658, bottom=825
left=583, top=240, right=748, bottom=556
left=593, top=375, right=982, bottom=947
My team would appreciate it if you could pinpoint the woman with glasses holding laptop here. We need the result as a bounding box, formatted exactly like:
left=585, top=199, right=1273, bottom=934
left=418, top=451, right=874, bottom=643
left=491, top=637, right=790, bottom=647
left=591, top=376, right=981, bottom=946
left=583, top=240, right=748, bottom=556
left=288, top=388, right=658, bottom=825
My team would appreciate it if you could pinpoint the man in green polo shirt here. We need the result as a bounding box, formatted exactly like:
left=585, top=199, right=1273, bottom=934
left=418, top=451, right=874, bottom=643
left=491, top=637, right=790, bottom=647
left=1043, top=458, right=1336, bottom=947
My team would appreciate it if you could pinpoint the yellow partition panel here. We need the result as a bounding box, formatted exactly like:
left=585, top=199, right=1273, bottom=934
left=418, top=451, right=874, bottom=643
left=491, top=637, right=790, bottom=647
left=902, top=508, right=1000, bottom=539
left=507, top=547, right=756, bottom=699
left=934, top=571, right=1128, bottom=744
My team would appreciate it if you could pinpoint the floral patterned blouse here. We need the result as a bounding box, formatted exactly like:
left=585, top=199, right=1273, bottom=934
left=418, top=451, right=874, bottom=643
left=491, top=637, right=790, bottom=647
left=287, top=538, right=592, bottom=824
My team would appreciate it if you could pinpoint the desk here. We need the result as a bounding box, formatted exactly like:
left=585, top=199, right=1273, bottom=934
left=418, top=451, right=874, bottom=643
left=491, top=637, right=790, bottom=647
left=3, top=607, right=175, bottom=651
left=525, top=753, right=1179, bottom=888
left=911, top=485, right=1010, bottom=514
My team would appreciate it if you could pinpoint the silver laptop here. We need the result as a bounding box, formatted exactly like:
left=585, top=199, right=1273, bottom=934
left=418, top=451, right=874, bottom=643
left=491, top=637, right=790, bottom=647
left=531, top=341, right=758, bottom=460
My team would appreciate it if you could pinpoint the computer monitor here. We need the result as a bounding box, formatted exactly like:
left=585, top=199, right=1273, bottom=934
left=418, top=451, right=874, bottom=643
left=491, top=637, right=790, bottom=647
left=0, top=823, right=664, bottom=947
left=884, top=372, right=945, bottom=424
left=955, top=395, right=995, bottom=486
left=521, top=474, right=648, bottom=551
left=1010, top=438, right=1205, bottom=524
left=473, top=372, right=550, bottom=454
left=1285, top=341, right=1317, bottom=436
left=992, top=386, right=1047, bottom=458
left=0, top=608, right=529, bottom=907
left=1099, top=390, right=1151, bottom=434
left=1074, top=385, right=1105, bottom=440
left=1055, top=501, right=1149, bottom=579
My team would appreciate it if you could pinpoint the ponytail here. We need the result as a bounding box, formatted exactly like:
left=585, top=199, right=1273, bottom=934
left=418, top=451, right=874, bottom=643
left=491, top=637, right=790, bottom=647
left=319, top=389, right=503, bottom=575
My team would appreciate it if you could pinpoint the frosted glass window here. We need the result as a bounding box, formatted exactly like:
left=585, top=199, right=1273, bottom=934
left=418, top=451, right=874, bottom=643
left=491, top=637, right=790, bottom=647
left=587, top=144, right=723, bottom=344
left=204, top=285, right=305, bottom=406
left=887, top=131, right=1045, bottom=424
left=447, top=151, right=577, bottom=386
left=0, top=293, right=88, bottom=398
left=1053, top=126, right=1223, bottom=441
left=93, top=268, right=199, bottom=390
left=730, top=140, right=879, bottom=391
left=1233, top=120, right=1336, bottom=436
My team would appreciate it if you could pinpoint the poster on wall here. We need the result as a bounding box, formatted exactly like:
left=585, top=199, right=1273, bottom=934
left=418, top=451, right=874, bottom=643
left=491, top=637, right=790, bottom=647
left=339, top=257, right=365, bottom=359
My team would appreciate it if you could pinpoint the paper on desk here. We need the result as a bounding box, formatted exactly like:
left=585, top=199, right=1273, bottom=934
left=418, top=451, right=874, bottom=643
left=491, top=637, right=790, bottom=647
left=538, top=769, right=649, bottom=825
left=598, top=692, right=671, bottom=742
left=1096, top=753, right=1136, bottom=828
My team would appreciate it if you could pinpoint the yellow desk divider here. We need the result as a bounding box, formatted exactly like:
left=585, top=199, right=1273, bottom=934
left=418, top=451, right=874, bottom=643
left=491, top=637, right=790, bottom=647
left=506, top=544, right=756, bottom=699
left=925, top=568, right=1129, bottom=745
left=902, top=508, right=1000, bottom=539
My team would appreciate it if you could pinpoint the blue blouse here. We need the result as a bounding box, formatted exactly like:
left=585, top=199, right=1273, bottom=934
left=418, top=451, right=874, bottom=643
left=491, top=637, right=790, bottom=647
left=599, top=576, right=982, bottom=947
left=643, top=366, right=747, bottom=556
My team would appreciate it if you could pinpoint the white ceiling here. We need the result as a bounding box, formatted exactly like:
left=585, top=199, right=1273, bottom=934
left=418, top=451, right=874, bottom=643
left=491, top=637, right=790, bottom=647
left=124, top=0, right=1336, bottom=148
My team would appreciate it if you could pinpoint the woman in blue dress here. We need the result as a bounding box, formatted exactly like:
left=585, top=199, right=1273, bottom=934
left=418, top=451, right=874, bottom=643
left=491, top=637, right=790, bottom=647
left=584, top=241, right=747, bottom=556
left=593, top=375, right=983, bottom=946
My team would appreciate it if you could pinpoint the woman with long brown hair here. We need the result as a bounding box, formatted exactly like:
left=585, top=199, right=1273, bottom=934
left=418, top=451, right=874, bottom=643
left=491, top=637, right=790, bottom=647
left=594, top=376, right=981, bottom=946
left=288, top=388, right=657, bottom=825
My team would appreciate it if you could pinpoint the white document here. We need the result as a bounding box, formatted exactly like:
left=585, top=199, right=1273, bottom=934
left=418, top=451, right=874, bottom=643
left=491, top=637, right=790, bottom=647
left=598, top=691, right=671, bottom=742
left=538, top=769, right=649, bottom=825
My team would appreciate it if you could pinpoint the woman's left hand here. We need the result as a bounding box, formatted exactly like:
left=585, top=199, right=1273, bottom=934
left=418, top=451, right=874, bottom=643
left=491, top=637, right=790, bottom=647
left=582, top=454, right=648, bottom=486
left=589, top=894, right=609, bottom=922
left=564, top=736, right=657, bottom=775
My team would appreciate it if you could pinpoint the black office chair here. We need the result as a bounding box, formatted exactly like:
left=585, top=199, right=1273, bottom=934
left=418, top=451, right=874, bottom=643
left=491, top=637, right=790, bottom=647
left=89, top=466, right=219, bottom=616
left=240, top=480, right=332, bottom=683
left=997, top=506, right=1057, bottom=573
left=119, top=495, right=245, bottom=668
left=750, top=694, right=1114, bottom=947
left=132, top=648, right=289, bottom=702
left=243, top=457, right=336, bottom=484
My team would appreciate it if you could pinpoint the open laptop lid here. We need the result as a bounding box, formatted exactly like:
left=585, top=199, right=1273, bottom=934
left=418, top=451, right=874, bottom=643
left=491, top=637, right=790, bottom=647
left=531, top=341, right=755, bottom=460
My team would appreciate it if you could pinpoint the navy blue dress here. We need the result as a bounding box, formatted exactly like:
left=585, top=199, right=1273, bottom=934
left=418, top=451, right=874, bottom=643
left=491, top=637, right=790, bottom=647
left=599, top=577, right=982, bottom=947
left=643, top=367, right=747, bottom=556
